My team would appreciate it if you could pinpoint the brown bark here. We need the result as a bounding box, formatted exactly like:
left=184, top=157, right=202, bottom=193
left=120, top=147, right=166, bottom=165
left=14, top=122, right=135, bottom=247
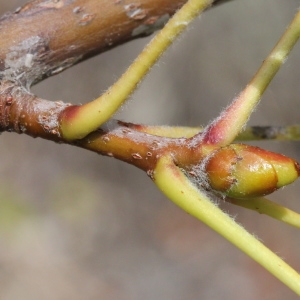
left=0, top=0, right=230, bottom=170
left=0, top=0, right=227, bottom=88
left=0, top=79, right=204, bottom=173
left=0, top=0, right=181, bottom=87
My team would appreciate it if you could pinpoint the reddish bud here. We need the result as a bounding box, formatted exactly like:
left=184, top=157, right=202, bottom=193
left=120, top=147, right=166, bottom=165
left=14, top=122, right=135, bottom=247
left=204, top=144, right=300, bottom=198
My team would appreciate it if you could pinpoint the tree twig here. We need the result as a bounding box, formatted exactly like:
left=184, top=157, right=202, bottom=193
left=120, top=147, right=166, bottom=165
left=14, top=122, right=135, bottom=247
left=0, top=0, right=227, bottom=89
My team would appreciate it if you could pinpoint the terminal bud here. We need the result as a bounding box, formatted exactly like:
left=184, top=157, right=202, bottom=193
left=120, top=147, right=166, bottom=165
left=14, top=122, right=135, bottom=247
left=204, top=144, right=300, bottom=198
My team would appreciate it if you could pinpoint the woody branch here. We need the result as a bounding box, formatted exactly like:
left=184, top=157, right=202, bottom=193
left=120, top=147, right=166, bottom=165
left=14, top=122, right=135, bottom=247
left=0, top=0, right=226, bottom=169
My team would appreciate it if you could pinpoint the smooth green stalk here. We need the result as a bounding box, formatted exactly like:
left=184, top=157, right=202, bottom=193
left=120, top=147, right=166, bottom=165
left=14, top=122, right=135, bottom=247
left=227, top=197, right=300, bottom=228
left=60, top=0, right=214, bottom=140
left=154, top=155, right=300, bottom=295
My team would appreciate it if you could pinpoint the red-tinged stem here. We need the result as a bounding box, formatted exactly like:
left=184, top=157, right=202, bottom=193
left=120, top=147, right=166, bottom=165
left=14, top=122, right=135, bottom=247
left=189, top=8, right=300, bottom=148
left=76, top=120, right=208, bottom=172
left=0, top=83, right=205, bottom=172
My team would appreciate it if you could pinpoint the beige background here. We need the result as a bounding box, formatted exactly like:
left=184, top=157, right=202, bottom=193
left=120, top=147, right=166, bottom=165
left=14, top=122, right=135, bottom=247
left=0, top=1, right=300, bottom=299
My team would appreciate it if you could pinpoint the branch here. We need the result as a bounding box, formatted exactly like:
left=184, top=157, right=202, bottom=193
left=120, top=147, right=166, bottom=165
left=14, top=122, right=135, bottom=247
left=1, top=2, right=300, bottom=294
left=0, top=0, right=228, bottom=164
left=59, top=0, right=214, bottom=140
left=0, top=0, right=227, bottom=89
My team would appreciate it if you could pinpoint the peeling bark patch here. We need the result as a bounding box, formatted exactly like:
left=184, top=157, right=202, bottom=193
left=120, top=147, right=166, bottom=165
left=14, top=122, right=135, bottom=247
left=132, top=9, right=148, bottom=20
left=1, top=36, right=47, bottom=89
left=124, top=3, right=147, bottom=20
left=78, top=14, right=96, bottom=26
left=132, top=153, right=143, bottom=160
left=15, top=0, right=70, bottom=15
left=144, top=16, right=160, bottom=25
left=35, top=99, right=71, bottom=136
left=38, top=0, right=66, bottom=9
left=132, top=14, right=170, bottom=36
left=24, top=54, right=34, bottom=68
left=49, top=56, right=83, bottom=75
left=73, top=6, right=84, bottom=14
left=102, top=136, right=110, bottom=143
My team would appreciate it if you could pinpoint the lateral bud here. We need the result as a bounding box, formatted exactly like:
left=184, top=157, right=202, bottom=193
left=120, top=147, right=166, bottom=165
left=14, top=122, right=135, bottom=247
left=204, top=144, right=300, bottom=198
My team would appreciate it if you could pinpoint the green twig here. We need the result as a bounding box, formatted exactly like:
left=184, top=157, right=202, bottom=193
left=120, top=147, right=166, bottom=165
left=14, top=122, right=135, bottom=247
left=60, top=0, right=214, bottom=140
left=227, top=197, right=300, bottom=228
left=193, top=9, right=300, bottom=147
left=154, top=156, right=300, bottom=295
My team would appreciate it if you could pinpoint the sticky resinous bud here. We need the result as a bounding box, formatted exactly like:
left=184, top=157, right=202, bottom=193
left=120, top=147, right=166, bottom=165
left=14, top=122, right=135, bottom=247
left=204, top=144, right=300, bottom=199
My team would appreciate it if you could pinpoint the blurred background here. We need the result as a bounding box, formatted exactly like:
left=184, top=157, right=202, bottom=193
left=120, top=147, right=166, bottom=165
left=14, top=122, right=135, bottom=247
left=0, top=0, right=300, bottom=299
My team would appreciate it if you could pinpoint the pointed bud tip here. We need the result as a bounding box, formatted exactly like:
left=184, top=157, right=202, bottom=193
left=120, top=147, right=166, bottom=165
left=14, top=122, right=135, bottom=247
left=271, top=157, right=300, bottom=189
left=205, top=144, right=300, bottom=198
